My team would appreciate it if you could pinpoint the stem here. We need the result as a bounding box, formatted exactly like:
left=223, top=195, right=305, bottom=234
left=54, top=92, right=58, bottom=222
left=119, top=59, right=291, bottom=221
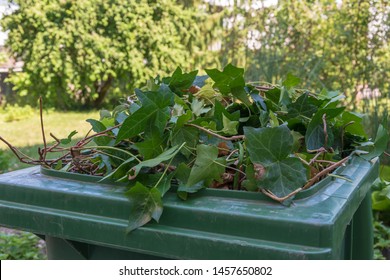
left=302, top=156, right=350, bottom=190
left=322, top=113, right=328, bottom=148
left=76, top=123, right=122, bottom=147
left=0, top=136, right=39, bottom=164
left=39, top=97, right=47, bottom=162
left=186, top=123, right=245, bottom=141
left=73, top=145, right=142, bottom=163
left=261, top=156, right=350, bottom=202
left=213, top=160, right=246, bottom=176
left=308, top=147, right=326, bottom=165
left=153, top=157, right=174, bottom=189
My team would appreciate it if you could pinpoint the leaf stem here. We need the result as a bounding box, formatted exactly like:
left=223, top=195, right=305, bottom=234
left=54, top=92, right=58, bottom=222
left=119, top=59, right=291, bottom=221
left=73, top=145, right=142, bottom=163
left=185, top=123, right=245, bottom=141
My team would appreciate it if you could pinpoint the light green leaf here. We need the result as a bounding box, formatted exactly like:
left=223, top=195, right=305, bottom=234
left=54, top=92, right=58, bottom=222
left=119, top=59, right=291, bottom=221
left=129, top=145, right=182, bottom=178
left=125, top=182, right=163, bottom=232
left=191, top=98, right=211, bottom=117
left=360, top=124, right=389, bottom=160
left=338, top=112, right=367, bottom=138
left=186, top=144, right=226, bottom=187
left=221, top=114, right=238, bottom=135
left=282, top=73, right=301, bottom=88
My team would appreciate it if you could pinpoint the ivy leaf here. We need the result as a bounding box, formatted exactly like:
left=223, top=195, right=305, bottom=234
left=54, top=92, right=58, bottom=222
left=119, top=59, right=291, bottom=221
left=260, top=158, right=308, bottom=197
left=213, top=100, right=240, bottom=131
left=171, top=125, right=198, bottom=158
left=191, top=99, right=211, bottom=116
left=186, top=144, right=226, bottom=187
left=125, top=182, right=163, bottom=232
left=60, top=130, right=78, bottom=145
left=129, top=145, right=182, bottom=178
left=222, top=114, right=238, bottom=135
left=244, top=125, right=308, bottom=198
left=193, top=75, right=209, bottom=88
left=164, top=67, right=198, bottom=92
left=196, top=84, right=218, bottom=101
left=305, top=107, right=345, bottom=150
left=287, top=92, right=319, bottom=119
left=360, top=124, right=389, bottom=161
left=156, top=173, right=175, bottom=197
left=205, top=64, right=251, bottom=106
left=282, top=73, right=301, bottom=88
left=338, top=112, right=367, bottom=138
left=134, top=129, right=165, bottom=160
left=116, top=85, right=174, bottom=142
left=244, top=125, right=293, bottom=164
left=86, top=119, right=112, bottom=145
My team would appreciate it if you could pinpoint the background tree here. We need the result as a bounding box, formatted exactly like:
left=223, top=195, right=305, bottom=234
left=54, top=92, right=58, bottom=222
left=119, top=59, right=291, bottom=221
left=1, top=0, right=200, bottom=109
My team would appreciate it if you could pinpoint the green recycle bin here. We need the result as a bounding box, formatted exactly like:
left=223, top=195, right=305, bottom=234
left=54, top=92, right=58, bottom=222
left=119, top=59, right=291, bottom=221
left=0, top=156, right=378, bottom=259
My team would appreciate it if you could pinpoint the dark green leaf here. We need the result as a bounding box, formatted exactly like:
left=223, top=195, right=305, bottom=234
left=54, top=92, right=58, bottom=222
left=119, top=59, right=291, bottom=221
left=193, top=75, right=209, bottom=88
left=116, top=86, right=174, bottom=142
left=171, top=125, right=198, bottom=158
left=86, top=119, right=112, bottom=145
left=125, top=183, right=163, bottom=232
left=244, top=125, right=293, bottom=164
left=287, top=93, right=318, bottom=119
left=177, top=181, right=205, bottom=193
left=135, top=129, right=165, bottom=160
left=305, top=107, right=345, bottom=150
left=156, top=173, right=175, bottom=197
left=164, top=67, right=198, bottom=92
left=259, top=157, right=307, bottom=197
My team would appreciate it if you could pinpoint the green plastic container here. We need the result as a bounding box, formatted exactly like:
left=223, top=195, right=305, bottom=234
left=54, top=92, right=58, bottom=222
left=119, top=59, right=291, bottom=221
left=0, top=156, right=379, bottom=259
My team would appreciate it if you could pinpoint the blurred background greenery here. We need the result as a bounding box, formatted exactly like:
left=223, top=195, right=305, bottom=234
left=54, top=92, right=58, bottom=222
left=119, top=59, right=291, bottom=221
left=0, top=0, right=389, bottom=259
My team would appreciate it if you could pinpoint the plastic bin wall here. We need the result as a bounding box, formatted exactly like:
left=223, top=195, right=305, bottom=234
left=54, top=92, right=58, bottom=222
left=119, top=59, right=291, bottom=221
left=0, top=156, right=378, bottom=259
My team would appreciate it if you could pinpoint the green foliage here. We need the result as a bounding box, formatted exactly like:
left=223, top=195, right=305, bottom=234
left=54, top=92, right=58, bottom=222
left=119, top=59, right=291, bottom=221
left=1, top=104, right=36, bottom=122
left=5, top=65, right=385, bottom=232
left=372, top=178, right=390, bottom=211
left=1, top=0, right=200, bottom=109
left=374, top=221, right=390, bottom=260
left=0, top=232, right=46, bottom=260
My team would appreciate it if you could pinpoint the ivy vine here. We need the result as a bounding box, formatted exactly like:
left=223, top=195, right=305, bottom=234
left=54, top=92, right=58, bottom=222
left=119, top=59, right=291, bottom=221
left=1, top=64, right=388, bottom=232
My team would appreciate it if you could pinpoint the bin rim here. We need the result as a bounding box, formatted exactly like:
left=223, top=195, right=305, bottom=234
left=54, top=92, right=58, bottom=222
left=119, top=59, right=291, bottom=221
left=39, top=155, right=370, bottom=202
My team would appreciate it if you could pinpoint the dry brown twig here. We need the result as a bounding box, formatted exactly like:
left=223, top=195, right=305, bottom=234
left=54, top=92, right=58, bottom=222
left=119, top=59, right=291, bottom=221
left=261, top=156, right=350, bottom=202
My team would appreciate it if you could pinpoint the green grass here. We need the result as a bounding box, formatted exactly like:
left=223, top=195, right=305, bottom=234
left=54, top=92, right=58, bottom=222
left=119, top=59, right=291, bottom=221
left=0, top=110, right=98, bottom=173
left=0, top=110, right=98, bottom=259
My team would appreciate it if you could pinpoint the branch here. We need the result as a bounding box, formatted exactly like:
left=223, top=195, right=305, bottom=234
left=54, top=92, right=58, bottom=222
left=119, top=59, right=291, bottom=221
left=185, top=123, right=245, bottom=141
left=75, top=123, right=122, bottom=147
left=261, top=156, right=350, bottom=202
left=39, top=97, right=47, bottom=163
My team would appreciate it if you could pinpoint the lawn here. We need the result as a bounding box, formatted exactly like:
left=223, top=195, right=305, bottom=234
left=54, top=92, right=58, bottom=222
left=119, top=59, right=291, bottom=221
left=0, top=110, right=98, bottom=173
left=0, top=110, right=98, bottom=260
